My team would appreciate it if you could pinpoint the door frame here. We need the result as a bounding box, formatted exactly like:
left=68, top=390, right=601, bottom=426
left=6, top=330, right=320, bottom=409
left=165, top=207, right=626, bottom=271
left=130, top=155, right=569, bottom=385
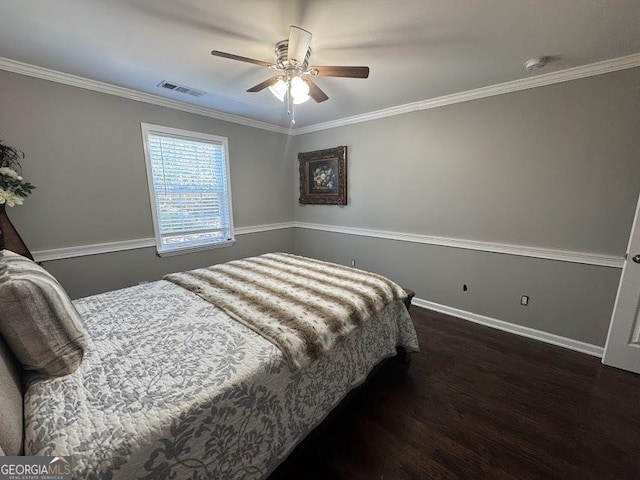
left=602, top=193, right=640, bottom=372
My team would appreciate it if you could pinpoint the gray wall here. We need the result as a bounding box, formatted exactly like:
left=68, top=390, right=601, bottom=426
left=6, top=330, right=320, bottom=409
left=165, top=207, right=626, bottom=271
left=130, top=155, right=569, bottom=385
left=293, top=229, right=620, bottom=346
left=293, top=68, right=640, bottom=346
left=47, top=230, right=293, bottom=299
left=0, top=69, right=294, bottom=297
left=2, top=66, right=639, bottom=346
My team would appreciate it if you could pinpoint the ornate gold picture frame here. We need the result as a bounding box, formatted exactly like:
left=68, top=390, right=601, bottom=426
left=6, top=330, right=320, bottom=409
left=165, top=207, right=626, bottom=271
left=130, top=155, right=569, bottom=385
left=298, top=146, right=347, bottom=205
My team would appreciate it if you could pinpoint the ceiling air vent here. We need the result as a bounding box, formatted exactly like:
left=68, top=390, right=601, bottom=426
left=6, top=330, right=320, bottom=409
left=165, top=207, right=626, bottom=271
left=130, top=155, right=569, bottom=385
left=158, top=81, right=206, bottom=97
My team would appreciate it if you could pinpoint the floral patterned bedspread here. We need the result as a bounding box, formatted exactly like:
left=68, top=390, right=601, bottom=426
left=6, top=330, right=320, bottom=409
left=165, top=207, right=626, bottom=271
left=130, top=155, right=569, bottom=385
left=24, top=280, right=419, bottom=480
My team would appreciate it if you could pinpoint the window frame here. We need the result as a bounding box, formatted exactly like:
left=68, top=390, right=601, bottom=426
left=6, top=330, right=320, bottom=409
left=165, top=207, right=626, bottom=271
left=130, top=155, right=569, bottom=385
left=140, top=122, right=235, bottom=257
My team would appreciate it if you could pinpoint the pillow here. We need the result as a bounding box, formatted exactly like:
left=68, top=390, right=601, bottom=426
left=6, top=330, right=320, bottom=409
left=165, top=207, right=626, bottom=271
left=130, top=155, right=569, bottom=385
left=0, top=250, right=88, bottom=377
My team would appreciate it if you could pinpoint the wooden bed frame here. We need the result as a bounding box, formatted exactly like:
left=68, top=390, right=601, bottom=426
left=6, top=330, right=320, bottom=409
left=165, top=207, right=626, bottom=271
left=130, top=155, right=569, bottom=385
left=268, top=345, right=411, bottom=479
left=0, top=335, right=24, bottom=456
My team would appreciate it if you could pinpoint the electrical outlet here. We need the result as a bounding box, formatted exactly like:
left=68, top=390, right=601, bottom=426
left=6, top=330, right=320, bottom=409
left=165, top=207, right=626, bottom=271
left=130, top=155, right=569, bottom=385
left=521, top=295, right=529, bottom=306
left=351, top=259, right=356, bottom=267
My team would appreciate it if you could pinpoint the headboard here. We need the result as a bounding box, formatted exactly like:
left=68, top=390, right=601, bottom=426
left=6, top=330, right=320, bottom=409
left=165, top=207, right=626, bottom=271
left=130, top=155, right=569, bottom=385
left=0, top=335, right=24, bottom=455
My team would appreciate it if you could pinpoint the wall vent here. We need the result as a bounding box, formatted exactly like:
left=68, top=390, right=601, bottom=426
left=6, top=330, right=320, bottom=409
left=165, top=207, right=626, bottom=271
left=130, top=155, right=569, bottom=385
left=157, top=81, right=206, bottom=97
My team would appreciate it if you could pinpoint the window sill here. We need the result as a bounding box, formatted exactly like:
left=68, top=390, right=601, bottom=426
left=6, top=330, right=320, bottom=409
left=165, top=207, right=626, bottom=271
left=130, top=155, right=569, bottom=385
left=156, top=238, right=236, bottom=257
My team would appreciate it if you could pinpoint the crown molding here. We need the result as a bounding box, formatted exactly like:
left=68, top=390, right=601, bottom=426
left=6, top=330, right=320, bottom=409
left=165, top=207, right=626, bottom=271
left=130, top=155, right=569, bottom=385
left=1, top=53, right=639, bottom=137
left=292, top=53, right=640, bottom=135
left=0, top=57, right=290, bottom=135
left=294, top=222, right=624, bottom=268
left=412, top=297, right=604, bottom=357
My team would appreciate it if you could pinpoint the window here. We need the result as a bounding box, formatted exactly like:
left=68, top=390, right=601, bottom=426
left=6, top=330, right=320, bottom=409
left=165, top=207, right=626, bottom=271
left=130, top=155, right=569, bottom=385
left=141, top=123, right=234, bottom=256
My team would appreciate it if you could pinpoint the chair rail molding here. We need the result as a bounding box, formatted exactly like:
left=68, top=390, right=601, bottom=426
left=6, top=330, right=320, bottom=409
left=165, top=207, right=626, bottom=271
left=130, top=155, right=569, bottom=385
left=32, top=221, right=623, bottom=267
left=294, top=222, right=624, bottom=268
left=33, top=222, right=296, bottom=262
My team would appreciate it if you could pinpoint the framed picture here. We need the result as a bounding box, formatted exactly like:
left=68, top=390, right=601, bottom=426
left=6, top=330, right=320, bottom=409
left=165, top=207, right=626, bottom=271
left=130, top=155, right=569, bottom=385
left=298, top=146, right=347, bottom=205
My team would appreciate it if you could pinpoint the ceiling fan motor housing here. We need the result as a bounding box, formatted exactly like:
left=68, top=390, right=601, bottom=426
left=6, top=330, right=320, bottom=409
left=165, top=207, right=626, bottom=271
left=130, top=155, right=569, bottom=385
left=275, top=39, right=312, bottom=71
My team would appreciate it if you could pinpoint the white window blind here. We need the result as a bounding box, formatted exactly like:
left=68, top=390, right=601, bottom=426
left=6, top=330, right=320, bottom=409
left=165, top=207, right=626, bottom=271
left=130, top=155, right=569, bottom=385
left=141, top=123, right=234, bottom=256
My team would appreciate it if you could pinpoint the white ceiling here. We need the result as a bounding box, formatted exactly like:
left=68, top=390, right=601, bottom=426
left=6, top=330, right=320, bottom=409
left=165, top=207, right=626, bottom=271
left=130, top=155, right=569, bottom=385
left=1, top=1, right=639, bottom=129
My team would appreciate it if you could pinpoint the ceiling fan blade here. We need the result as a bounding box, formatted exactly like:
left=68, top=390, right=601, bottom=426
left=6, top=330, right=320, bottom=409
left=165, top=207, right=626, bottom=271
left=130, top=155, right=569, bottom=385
left=246, top=76, right=282, bottom=93
left=306, top=78, right=329, bottom=103
left=211, top=50, right=273, bottom=68
left=288, top=26, right=312, bottom=66
left=311, top=66, right=370, bottom=78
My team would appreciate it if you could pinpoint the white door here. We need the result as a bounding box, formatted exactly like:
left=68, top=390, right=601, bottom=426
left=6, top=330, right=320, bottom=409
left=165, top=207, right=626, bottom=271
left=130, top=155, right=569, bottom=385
left=603, top=194, right=640, bottom=374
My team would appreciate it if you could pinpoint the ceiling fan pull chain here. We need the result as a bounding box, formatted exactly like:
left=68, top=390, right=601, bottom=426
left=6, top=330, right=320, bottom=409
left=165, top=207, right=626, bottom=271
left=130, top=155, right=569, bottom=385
left=286, top=82, right=295, bottom=123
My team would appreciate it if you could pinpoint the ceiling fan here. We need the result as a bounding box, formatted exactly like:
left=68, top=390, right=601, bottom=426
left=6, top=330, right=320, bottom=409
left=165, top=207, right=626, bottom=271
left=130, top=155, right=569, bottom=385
left=211, top=26, right=369, bottom=123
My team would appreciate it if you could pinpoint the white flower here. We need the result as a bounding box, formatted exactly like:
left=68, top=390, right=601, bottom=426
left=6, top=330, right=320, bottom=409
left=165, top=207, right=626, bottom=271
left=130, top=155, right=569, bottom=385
left=0, top=188, right=23, bottom=207
left=0, top=167, right=20, bottom=179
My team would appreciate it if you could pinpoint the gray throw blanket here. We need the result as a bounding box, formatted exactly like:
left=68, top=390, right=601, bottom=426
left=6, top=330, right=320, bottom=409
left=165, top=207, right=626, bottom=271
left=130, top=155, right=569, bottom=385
left=164, top=253, right=407, bottom=370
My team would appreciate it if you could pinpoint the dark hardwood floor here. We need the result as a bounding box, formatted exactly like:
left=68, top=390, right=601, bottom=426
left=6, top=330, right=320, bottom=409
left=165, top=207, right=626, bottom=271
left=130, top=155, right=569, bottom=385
left=273, top=307, right=640, bottom=480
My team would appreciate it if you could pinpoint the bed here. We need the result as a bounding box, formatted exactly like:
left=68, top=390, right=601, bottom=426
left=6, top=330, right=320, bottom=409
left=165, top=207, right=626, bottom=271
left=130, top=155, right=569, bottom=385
left=0, top=250, right=419, bottom=479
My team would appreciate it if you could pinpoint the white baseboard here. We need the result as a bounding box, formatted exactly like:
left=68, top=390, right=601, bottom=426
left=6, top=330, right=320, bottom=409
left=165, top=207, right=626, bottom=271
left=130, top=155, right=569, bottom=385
left=412, top=297, right=604, bottom=358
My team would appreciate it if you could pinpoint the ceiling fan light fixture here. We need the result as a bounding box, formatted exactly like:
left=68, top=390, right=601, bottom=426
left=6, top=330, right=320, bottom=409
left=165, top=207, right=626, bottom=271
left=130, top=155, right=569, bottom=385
left=290, top=76, right=310, bottom=103
left=268, top=78, right=287, bottom=101
left=293, top=94, right=310, bottom=105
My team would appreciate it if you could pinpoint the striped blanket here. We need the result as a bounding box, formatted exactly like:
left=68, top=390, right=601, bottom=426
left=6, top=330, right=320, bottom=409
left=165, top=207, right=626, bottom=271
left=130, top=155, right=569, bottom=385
left=164, top=253, right=407, bottom=370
